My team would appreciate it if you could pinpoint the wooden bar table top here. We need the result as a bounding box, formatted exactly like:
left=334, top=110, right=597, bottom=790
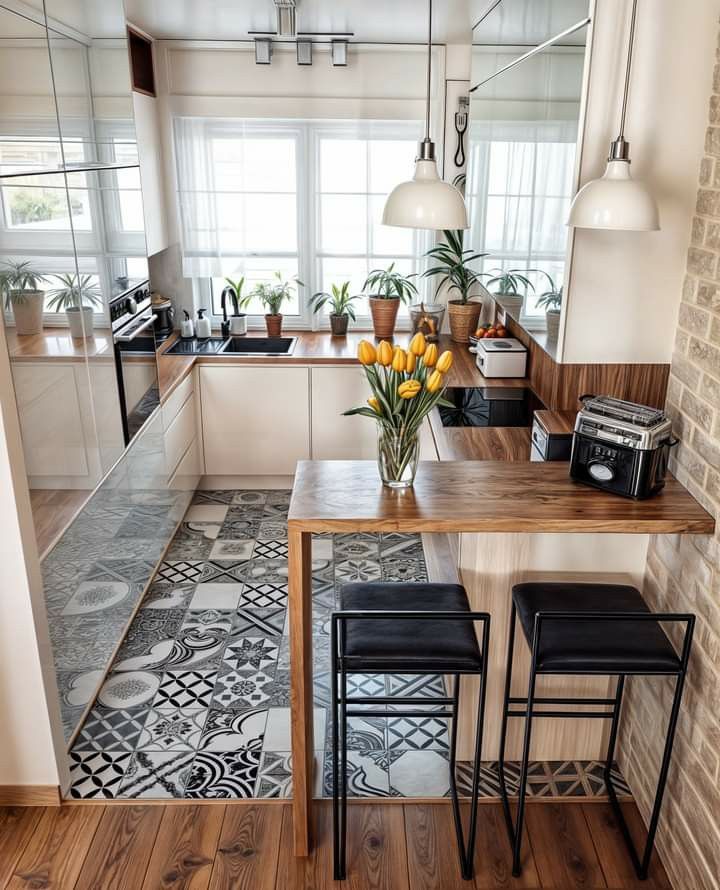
left=286, top=460, right=714, bottom=855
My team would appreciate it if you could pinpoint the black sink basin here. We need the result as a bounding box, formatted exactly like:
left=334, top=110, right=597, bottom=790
left=220, top=336, right=297, bottom=355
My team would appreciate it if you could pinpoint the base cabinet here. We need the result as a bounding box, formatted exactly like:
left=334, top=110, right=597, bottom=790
left=311, top=366, right=377, bottom=460
left=200, top=365, right=310, bottom=475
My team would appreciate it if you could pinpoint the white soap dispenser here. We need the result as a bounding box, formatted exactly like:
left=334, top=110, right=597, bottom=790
left=196, top=308, right=211, bottom=339
left=180, top=309, right=195, bottom=339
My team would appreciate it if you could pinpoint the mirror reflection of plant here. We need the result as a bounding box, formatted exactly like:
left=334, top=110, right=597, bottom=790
left=423, top=229, right=487, bottom=304
left=250, top=271, right=304, bottom=316
left=46, top=273, right=102, bottom=311
left=0, top=260, right=47, bottom=307
left=223, top=276, right=254, bottom=311
left=536, top=276, right=563, bottom=312
left=481, top=268, right=536, bottom=297
left=363, top=263, right=418, bottom=303
left=310, top=281, right=361, bottom=320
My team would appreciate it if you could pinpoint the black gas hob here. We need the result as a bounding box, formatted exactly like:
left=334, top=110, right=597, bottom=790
left=438, top=387, right=544, bottom=428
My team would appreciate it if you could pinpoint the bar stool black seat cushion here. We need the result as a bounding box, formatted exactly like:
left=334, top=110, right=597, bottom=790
left=339, top=582, right=483, bottom=672
left=512, top=582, right=681, bottom=674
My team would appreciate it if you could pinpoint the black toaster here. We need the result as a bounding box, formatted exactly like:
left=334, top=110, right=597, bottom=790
left=569, top=395, right=677, bottom=499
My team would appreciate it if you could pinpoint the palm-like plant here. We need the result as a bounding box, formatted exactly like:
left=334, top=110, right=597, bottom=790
left=423, top=230, right=487, bottom=304
left=224, top=276, right=253, bottom=312
left=536, top=276, right=563, bottom=312
left=481, top=268, right=536, bottom=297
left=309, top=281, right=361, bottom=320
left=251, top=271, right=304, bottom=316
left=46, top=273, right=102, bottom=311
left=363, top=263, right=418, bottom=303
left=0, top=260, right=46, bottom=308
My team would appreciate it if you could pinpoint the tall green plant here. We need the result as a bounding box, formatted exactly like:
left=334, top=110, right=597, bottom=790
left=0, top=260, right=46, bottom=308
left=423, top=230, right=487, bottom=304
left=46, top=273, right=102, bottom=311
left=310, top=281, right=361, bottom=319
left=251, top=271, right=304, bottom=316
left=224, top=276, right=253, bottom=311
left=363, top=263, right=418, bottom=303
left=481, top=268, right=536, bottom=297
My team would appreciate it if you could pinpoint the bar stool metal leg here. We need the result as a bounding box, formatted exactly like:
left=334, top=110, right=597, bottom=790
left=331, top=619, right=343, bottom=880
left=497, top=603, right=516, bottom=843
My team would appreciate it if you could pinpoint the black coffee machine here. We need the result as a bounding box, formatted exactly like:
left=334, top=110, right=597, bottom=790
left=152, top=297, right=175, bottom=342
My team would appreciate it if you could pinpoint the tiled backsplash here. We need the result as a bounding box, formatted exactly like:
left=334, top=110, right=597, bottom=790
left=618, top=32, right=720, bottom=890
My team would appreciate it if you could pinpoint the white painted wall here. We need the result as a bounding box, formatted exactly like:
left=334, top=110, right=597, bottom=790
left=563, top=0, right=719, bottom=364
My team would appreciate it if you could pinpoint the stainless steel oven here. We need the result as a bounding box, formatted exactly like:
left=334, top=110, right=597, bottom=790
left=110, top=281, right=160, bottom=446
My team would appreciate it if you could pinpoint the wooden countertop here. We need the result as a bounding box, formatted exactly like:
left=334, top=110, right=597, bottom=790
left=288, top=460, right=715, bottom=535
left=6, top=327, right=114, bottom=361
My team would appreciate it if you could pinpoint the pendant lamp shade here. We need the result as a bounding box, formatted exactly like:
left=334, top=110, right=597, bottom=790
left=567, top=159, right=659, bottom=231
left=381, top=0, right=468, bottom=231
left=382, top=158, right=469, bottom=229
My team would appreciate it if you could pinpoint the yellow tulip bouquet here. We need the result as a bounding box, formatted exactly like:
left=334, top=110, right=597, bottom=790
left=344, top=332, right=453, bottom=487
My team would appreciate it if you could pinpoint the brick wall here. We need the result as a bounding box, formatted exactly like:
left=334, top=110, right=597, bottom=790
left=617, top=31, right=720, bottom=890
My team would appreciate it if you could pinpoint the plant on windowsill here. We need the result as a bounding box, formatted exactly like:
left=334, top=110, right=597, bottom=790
left=0, top=261, right=47, bottom=336
left=481, top=268, right=536, bottom=317
left=423, top=230, right=489, bottom=344
left=536, top=278, right=563, bottom=341
left=250, top=271, right=304, bottom=337
left=46, top=273, right=102, bottom=340
left=309, top=281, right=361, bottom=337
left=222, top=276, right=252, bottom=336
left=363, top=263, right=418, bottom=340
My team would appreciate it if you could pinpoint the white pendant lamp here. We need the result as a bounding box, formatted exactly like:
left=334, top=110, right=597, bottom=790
left=382, top=0, right=468, bottom=230
left=568, top=0, right=659, bottom=231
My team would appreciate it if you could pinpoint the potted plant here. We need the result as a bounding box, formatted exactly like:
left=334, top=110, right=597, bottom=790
left=345, top=333, right=453, bottom=488
left=423, top=230, right=488, bottom=343
left=481, top=268, right=536, bottom=315
left=537, top=278, right=563, bottom=341
left=309, top=281, right=361, bottom=336
left=251, top=271, right=303, bottom=337
left=46, top=273, right=102, bottom=339
left=0, top=261, right=47, bottom=336
left=223, top=276, right=252, bottom=335
left=363, top=263, right=418, bottom=340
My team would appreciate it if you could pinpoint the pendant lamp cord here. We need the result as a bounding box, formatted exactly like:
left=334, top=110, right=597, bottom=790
left=617, top=0, right=637, bottom=141
left=425, top=0, right=432, bottom=141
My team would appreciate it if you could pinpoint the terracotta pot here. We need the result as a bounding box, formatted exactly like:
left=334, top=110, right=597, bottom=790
left=265, top=313, right=283, bottom=336
left=369, top=297, right=399, bottom=339
left=447, top=300, right=482, bottom=344
left=66, top=306, right=94, bottom=340
left=10, top=290, right=44, bottom=336
left=329, top=313, right=349, bottom=336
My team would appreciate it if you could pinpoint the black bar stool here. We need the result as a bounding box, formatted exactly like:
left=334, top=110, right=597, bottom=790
left=498, top=581, right=694, bottom=880
left=331, top=581, right=490, bottom=881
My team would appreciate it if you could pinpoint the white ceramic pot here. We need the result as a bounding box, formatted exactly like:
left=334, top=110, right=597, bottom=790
left=545, top=308, right=561, bottom=341
left=10, top=290, right=44, bottom=335
left=66, top=306, right=94, bottom=339
left=230, top=314, right=247, bottom=335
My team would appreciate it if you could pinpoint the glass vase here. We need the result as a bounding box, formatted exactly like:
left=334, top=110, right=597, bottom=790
left=377, top=427, right=420, bottom=489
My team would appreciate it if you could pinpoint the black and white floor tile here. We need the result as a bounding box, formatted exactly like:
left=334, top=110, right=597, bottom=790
left=67, top=489, right=634, bottom=803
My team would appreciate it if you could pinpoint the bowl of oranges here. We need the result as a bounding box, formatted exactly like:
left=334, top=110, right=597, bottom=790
left=469, top=323, right=509, bottom=351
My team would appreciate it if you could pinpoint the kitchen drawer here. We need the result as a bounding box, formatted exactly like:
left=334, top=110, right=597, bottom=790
left=164, top=391, right=197, bottom=477
left=162, top=369, right=194, bottom=430
left=169, top=436, right=202, bottom=491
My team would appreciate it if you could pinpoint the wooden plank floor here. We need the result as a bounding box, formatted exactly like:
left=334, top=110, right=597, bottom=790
left=0, top=800, right=671, bottom=890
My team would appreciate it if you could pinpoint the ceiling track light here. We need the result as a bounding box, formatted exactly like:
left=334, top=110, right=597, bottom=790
left=331, top=40, right=347, bottom=67
left=296, top=38, right=312, bottom=66
left=254, top=37, right=272, bottom=65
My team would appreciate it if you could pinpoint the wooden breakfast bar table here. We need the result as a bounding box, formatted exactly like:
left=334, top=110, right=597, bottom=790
left=286, top=459, right=715, bottom=855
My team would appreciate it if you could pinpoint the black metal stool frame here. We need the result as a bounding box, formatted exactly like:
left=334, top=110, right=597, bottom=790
left=331, top=610, right=491, bottom=881
left=497, top=606, right=695, bottom=880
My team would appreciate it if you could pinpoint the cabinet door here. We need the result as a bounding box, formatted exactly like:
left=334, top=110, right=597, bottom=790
left=201, top=366, right=310, bottom=475
left=311, top=366, right=378, bottom=460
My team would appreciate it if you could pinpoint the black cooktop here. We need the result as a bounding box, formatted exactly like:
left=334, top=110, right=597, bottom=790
left=438, top=387, right=544, bottom=428
left=166, top=337, right=227, bottom=355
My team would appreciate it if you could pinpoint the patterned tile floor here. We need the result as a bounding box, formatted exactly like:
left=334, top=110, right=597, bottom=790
left=67, top=489, right=632, bottom=801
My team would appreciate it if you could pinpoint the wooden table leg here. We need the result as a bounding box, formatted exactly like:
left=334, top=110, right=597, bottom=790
left=288, top=528, right=314, bottom=856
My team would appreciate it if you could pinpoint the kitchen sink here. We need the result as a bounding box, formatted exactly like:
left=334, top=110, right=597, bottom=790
left=220, top=336, right=297, bottom=355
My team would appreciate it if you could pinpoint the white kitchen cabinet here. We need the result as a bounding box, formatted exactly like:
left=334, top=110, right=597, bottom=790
left=132, top=91, right=169, bottom=256
left=200, top=365, right=310, bottom=475
left=311, top=366, right=377, bottom=460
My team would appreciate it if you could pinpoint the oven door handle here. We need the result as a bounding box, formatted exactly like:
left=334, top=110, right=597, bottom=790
left=115, top=313, right=157, bottom=342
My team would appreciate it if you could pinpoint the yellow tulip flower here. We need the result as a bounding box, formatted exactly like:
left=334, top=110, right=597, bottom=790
left=423, top=343, right=438, bottom=367
left=377, top=340, right=393, bottom=366
left=398, top=379, right=422, bottom=399
left=436, top=350, right=454, bottom=373
left=426, top=370, right=444, bottom=393
left=405, top=351, right=417, bottom=373
left=409, top=332, right=427, bottom=356
left=357, top=340, right=377, bottom=366
left=392, top=346, right=407, bottom=373
left=367, top=397, right=382, bottom=414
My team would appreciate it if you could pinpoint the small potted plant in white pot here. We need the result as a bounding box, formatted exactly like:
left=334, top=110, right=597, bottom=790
left=222, top=276, right=252, bottom=335
left=310, top=281, right=361, bottom=336
left=424, top=230, right=488, bottom=344
left=47, top=273, right=102, bottom=339
left=537, top=279, right=563, bottom=341
left=0, top=261, right=47, bottom=336
left=251, top=271, right=303, bottom=337
left=363, top=263, right=418, bottom=340
left=481, top=268, right=535, bottom=315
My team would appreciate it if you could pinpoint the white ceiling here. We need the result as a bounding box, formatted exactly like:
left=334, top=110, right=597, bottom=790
left=123, top=0, right=477, bottom=44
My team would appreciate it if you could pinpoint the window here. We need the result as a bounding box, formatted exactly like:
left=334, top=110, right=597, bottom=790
left=174, top=118, right=431, bottom=328
left=466, top=121, right=576, bottom=323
